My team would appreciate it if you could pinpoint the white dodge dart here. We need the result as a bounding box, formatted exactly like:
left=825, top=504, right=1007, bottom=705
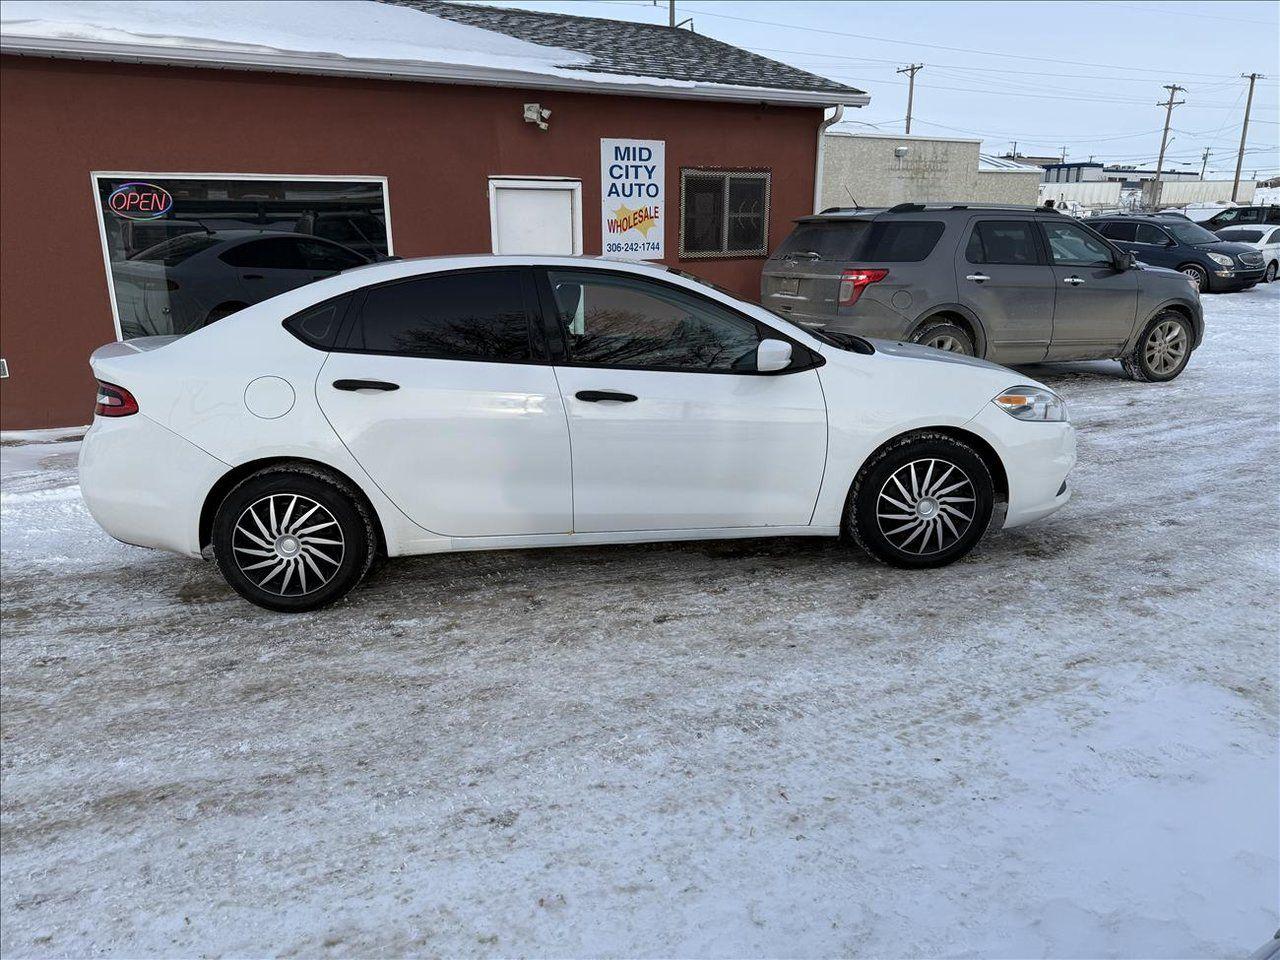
left=80, top=255, right=1075, bottom=611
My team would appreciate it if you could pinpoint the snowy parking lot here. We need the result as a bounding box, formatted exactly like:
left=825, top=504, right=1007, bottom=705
left=2, top=283, right=1277, bottom=957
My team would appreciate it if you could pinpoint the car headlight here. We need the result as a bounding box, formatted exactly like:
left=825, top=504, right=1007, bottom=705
left=992, top=386, right=1068, bottom=422
left=1208, top=253, right=1234, bottom=267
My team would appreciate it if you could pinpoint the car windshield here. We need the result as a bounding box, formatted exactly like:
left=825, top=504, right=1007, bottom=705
left=130, top=231, right=221, bottom=266
left=1164, top=221, right=1220, bottom=245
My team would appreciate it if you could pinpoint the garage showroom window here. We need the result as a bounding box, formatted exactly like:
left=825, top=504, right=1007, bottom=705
left=93, top=174, right=391, bottom=339
left=680, top=170, right=771, bottom=258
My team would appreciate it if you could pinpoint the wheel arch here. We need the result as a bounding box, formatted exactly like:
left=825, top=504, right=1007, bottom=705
left=907, top=304, right=989, bottom=358
left=844, top=425, right=1010, bottom=516
left=1135, top=298, right=1203, bottom=350
left=199, top=456, right=387, bottom=555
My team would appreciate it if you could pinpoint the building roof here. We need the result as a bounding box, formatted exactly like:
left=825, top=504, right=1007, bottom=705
left=0, top=0, right=868, bottom=107
left=978, top=154, right=1043, bottom=173
left=395, top=1, right=865, bottom=101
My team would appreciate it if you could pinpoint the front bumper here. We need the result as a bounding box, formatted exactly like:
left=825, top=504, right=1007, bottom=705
left=964, top=403, right=1076, bottom=530
left=80, top=414, right=228, bottom=557
left=1209, top=267, right=1266, bottom=291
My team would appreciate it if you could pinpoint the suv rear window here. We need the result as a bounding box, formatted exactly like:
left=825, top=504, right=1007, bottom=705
left=774, top=222, right=868, bottom=261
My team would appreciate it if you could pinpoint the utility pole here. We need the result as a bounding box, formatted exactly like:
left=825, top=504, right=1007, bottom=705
left=1200, top=147, right=1211, bottom=179
left=1009, top=140, right=1018, bottom=159
left=1233, top=72, right=1264, bottom=202
left=1060, top=146, right=1068, bottom=163
left=668, top=0, right=675, bottom=27
left=1153, top=83, right=1186, bottom=207
left=897, top=63, right=923, bottom=135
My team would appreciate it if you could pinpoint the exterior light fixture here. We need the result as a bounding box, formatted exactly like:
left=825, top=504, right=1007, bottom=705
left=523, top=102, right=551, bottom=131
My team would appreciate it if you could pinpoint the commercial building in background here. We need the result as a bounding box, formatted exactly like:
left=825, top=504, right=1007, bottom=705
left=0, top=0, right=866, bottom=429
left=818, top=129, right=1042, bottom=209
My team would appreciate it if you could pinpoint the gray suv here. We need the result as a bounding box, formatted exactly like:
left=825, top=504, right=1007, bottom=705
left=762, top=203, right=1205, bottom=381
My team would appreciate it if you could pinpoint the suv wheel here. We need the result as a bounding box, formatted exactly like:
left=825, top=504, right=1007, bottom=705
left=846, top=432, right=995, bottom=569
left=912, top=320, right=975, bottom=356
left=212, top=466, right=377, bottom=612
left=1122, top=311, right=1193, bottom=383
left=1266, top=261, right=1277, bottom=283
left=1179, top=263, right=1209, bottom=292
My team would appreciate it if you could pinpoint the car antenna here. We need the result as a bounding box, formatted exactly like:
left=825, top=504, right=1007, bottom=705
left=191, top=217, right=215, bottom=235
left=843, top=186, right=861, bottom=209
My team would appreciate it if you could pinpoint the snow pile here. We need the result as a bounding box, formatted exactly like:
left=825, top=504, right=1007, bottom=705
left=0, top=0, right=589, bottom=74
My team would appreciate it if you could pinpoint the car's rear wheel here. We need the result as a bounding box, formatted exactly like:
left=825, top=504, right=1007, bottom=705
left=1178, top=263, right=1209, bottom=292
left=1122, top=311, right=1193, bottom=382
left=1266, top=261, right=1277, bottom=283
left=212, top=466, right=376, bottom=612
left=912, top=320, right=975, bottom=356
left=846, top=432, right=995, bottom=569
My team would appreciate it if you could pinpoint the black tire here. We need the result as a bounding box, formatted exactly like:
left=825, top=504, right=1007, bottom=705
left=1265, top=261, right=1277, bottom=283
left=911, top=320, right=975, bottom=356
left=845, top=432, right=995, bottom=569
left=1121, top=311, right=1194, bottom=383
left=212, top=466, right=377, bottom=612
left=1178, top=263, right=1209, bottom=293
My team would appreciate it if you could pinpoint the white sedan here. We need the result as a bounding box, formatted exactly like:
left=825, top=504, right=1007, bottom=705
left=1215, top=225, right=1280, bottom=283
left=80, top=256, right=1075, bottom=611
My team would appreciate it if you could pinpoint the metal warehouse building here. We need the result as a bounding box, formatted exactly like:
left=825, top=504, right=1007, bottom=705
left=0, top=0, right=867, bottom=428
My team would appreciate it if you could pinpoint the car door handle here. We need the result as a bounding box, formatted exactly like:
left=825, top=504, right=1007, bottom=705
left=332, top=379, right=399, bottom=392
left=965, top=273, right=990, bottom=283
left=1063, top=276, right=1085, bottom=285
left=575, top=390, right=637, bottom=403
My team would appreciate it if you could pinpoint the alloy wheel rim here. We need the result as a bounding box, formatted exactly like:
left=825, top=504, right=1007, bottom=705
left=1143, top=320, right=1188, bottom=375
left=232, top=494, right=344, bottom=596
left=926, top=334, right=966, bottom=354
left=876, top=458, right=976, bottom=555
left=1181, top=266, right=1205, bottom=287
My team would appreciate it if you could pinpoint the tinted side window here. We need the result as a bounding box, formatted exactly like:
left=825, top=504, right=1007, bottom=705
left=966, top=221, right=1040, bottom=265
left=1097, top=221, right=1136, bottom=242
left=349, top=270, right=532, bottom=362
left=284, top=295, right=350, bottom=349
left=1042, top=221, right=1114, bottom=267
left=1135, top=224, right=1170, bottom=245
left=547, top=270, right=760, bottom=372
left=1268, top=228, right=1280, bottom=243
left=220, top=237, right=307, bottom=270
left=862, top=221, right=944, bottom=262
left=297, top=238, right=366, bottom=271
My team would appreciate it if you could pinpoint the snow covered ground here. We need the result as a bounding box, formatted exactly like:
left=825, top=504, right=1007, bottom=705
left=2, top=284, right=1277, bottom=958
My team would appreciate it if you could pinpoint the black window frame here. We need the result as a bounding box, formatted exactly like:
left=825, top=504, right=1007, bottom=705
left=678, top=168, right=772, bottom=259
left=332, top=266, right=548, bottom=364
left=964, top=218, right=1049, bottom=266
left=282, top=293, right=355, bottom=350
left=530, top=266, right=822, bottom=377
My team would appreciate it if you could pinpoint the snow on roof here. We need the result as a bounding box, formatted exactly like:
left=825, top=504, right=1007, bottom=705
left=0, top=0, right=868, bottom=107
left=979, top=154, right=1044, bottom=172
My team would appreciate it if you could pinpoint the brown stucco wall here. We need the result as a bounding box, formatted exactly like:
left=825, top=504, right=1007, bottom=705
left=0, top=56, right=823, bottom=429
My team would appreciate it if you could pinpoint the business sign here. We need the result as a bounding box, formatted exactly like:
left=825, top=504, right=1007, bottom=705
left=107, top=181, right=174, bottom=220
left=600, top=139, right=664, bottom=260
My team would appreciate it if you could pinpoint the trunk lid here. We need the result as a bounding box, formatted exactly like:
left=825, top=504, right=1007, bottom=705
left=762, top=219, right=871, bottom=327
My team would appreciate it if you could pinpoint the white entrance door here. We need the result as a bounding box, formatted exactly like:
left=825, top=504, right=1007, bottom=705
left=488, top=178, right=582, bottom=255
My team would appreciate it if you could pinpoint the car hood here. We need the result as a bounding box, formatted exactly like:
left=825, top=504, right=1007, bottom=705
left=1197, top=240, right=1258, bottom=256
left=865, top=338, right=1015, bottom=372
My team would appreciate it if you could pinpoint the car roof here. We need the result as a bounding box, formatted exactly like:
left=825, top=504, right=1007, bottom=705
left=799, top=202, right=1068, bottom=224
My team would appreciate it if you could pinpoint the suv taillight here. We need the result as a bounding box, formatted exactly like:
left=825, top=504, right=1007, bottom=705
left=839, top=268, right=888, bottom=306
left=95, top=380, right=139, bottom=417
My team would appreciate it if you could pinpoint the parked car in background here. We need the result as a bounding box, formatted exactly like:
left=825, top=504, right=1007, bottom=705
left=80, top=255, right=1076, bottom=611
left=1091, top=214, right=1266, bottom=292
left=1214, top=225, right=1280, bottom=283
left=1198, top=204, right=1280, bottom=232
left=762, top=204, right=1203, bottom=381
left=111, top=230, right=371, bottom=337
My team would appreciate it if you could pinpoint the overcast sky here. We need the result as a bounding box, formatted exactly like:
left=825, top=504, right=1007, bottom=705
left=464, top=0, right=1280, bottom=177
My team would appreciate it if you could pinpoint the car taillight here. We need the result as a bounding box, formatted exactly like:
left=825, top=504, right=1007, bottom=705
left=94, top=380, right=139, bottom=417
left=839, top=268, right=889, bottom=306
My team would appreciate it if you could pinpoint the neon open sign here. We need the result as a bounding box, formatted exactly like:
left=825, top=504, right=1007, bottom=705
left=107, top=181, right=174, bottom=220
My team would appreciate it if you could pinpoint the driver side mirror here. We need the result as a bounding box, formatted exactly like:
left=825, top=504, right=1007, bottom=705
left=1116, top=251, right=1138, bottom=271
left=757, top=338, right=793, bottom=372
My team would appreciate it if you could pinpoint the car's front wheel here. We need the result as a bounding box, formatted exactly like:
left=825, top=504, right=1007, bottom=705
left=212, top=466, right=377, bottom=612
left=1179, top=263, right=1209, bottom=292
left=1122, top=311, right=1193, bottom=382
left=846, top=432, right=995, bottom=569
left=1265, top=261, right=1277, bottom=283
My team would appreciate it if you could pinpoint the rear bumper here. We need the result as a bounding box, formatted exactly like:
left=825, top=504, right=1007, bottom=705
left=964, top=403, right=1076, bottom=530
left=79, top=414, right=227, bottom=557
